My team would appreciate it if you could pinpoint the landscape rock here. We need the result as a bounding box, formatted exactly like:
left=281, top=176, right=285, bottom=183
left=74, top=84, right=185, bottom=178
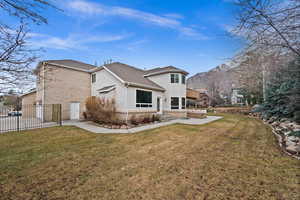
left=288, top=136, right=300, bottom=143
left=283, top=131, right=292, bottom=136
left=286, top=145, right=300, bottom=154
left=286, top=140, right=297, bottom=147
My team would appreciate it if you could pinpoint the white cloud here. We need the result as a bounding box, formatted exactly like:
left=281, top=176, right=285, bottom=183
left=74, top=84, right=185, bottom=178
left=125, top=39, right=149, bottom=51
left=29, top=32, right=130, bottom=50
left=179, top=27, right=209, bottom=40
left=66, top=0, right=208, bottom=40
left=163, top=13, right=184, bottom=20
left=67, top=0, right=180, bottom=27
left=111, top=7, right=180, bottom=27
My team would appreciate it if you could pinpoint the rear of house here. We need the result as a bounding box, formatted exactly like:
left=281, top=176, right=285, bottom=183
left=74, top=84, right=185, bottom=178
left=22, top=60, right=189, bottom=121
left=91, top=62, right=188, bottom=120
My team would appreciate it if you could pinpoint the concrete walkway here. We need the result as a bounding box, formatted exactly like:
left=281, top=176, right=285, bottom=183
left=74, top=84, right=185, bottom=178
left=63, top=116, right=222, bottom=134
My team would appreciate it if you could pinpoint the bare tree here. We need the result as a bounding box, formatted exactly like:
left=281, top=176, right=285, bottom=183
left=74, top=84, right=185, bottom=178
left=232, top=49, right=264, bottom=104
left=233, top=0, right=300, bottom=56
left=0, top=0, right=58, bottom=94
left=0, top=0, right=57, bottom=24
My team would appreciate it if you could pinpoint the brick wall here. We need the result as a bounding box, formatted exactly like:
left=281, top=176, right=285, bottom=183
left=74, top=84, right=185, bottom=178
left=36, top=64, right=91, bottom=120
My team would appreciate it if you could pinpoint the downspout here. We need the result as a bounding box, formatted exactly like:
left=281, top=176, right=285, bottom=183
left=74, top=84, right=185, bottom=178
left=125, top=83, right=129, bottom=124
left=41, top=62, right=46, bottom=122
left=42, top=62, right=46, bottom=105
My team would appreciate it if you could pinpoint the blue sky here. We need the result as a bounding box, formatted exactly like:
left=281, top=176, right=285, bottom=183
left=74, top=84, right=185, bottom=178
left=4, top=0, right=243, bottom=76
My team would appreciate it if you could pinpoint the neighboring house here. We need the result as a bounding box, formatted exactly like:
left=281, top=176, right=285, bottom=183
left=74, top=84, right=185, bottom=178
left=23, top=60, right=189, bottom=121
left=231, top=88, right=244, bottom=105
left=21, top=89, right=36, bottom=105
left=21, top=89, right=37, bottom=118
left=186, top=88, right=209, bottom=108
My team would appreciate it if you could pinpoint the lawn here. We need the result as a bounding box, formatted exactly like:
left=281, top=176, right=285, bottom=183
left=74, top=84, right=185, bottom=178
left=0, top=114, right=299, bottom=200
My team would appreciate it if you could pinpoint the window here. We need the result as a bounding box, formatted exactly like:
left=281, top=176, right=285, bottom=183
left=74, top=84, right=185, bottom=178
left=171, top=97, right=179, bottom=109
left=181, top=97, right=186, bottom=109
left=170, top=74, right=179, bottom=83
left=182, top=74, right=186, bottom=84
left=136, top=90, right=152, bottom=107
left=92, top=74, right=96, bottom=83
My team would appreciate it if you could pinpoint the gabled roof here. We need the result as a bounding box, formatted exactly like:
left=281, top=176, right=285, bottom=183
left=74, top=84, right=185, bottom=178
left=144, top=66, right=188, bottom=77
left=35, top=59, right=188, bottom=92
left=21, top=88, right=36, bottom=97
left=39, top=59, right=97, bottom=72
left=103, top=62, right=165, bottom=91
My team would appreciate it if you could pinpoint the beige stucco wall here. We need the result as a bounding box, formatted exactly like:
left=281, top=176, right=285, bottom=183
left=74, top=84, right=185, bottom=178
left=126, top=86, right=163, bottom=113
left=91, top=69, right=188, bottom=118
left=22, top=91, right=36, bottom=105
left=147, top=73, right=187, bottom=115
left=22, top=91, right=37, bottom=118
left=91, top=69, right=165, bottom=114
left=36, top=64, right=91, bottom=120
left=91, top=69, right=126, bottom=111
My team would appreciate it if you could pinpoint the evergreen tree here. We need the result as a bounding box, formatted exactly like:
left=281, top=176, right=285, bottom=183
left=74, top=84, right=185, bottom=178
left=262, top=56, right=300, bottom=122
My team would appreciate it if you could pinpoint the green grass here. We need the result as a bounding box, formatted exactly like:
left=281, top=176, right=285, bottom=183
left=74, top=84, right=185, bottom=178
left=0, top=114, right=299, bottom=200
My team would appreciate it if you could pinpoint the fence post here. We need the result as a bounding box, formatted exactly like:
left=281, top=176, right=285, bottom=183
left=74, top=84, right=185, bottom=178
left=59, top=104, right=62, bottom=126
left=16, top=97, right=20, bottom=131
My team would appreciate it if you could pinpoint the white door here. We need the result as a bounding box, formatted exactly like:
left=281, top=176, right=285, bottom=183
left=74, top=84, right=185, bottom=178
left=70, top=102, right=80, bottom=120
left=36, top=104, right=43, bottom=120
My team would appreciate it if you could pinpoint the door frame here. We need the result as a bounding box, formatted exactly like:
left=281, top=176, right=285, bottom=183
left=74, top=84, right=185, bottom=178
left=70, top=102, right=80, bottom=120
left=157, top=97, right=163, bottom=114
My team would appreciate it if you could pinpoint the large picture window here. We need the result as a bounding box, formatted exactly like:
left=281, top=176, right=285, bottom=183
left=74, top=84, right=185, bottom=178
left=170, top=74, right=179, bottom=83
left=136, top=90, right=152, bottom=107
left=171, top=97, right=179, bottom=109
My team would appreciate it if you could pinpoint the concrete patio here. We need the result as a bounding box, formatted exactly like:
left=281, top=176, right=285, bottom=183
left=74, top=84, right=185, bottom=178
left=63, top=116, right=223, bottom=134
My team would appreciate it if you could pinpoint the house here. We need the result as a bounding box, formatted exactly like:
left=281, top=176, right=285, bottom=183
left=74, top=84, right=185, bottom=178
left=91, top=62, right=188, bottom=120
left=186, top=88, right=209, bottom=108
left=231, top=88, right=244, bottom=105
left=22, top=60, right=189, bottom=121
left=21, top=89, right=36, bottom=105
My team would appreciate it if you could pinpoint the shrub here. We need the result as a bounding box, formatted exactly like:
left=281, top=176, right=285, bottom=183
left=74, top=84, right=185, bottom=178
left=130, top=115, right=139, bottom=125
left=85, top=96, right=120, bottom=124
left=152, top=114, right=160, bottom=122
left=288, top=130, right=300, bottom=138
left=142, top=114, right=151, bottom=123
left=83, top=111, right=87, bottom=119
left=130, top=114, right=160, bottom=125
left=293, top=111, right=300, bottom=124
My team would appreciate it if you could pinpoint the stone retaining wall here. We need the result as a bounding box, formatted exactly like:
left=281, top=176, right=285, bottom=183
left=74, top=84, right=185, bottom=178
left=249, top=113, right=300, bottom=159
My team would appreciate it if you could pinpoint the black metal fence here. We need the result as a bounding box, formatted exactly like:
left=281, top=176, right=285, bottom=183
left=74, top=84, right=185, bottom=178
left=0, top=104, right=62, bottom=133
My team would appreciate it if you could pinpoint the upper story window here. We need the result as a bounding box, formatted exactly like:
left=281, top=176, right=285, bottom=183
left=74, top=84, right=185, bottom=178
left=136, top=90, right=152, bottom=107
left=170, top=74, right=179, bottom=83
left=171, top=97, right=179, bottom=109
left=92, top=74, right=96, bottom=83
left=182, top=74, right=186, bottom=84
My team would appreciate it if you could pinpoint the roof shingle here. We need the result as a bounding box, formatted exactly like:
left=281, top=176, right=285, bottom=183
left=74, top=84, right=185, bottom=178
left=43, top=59, right=96, bottom=71
left=104, top=62, right=165, bottom=91
left=144, top=66, right=188, bottom=76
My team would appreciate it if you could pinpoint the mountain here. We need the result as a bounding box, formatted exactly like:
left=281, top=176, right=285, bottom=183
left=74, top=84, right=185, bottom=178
left=187, top=63, right=240, bottom=103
